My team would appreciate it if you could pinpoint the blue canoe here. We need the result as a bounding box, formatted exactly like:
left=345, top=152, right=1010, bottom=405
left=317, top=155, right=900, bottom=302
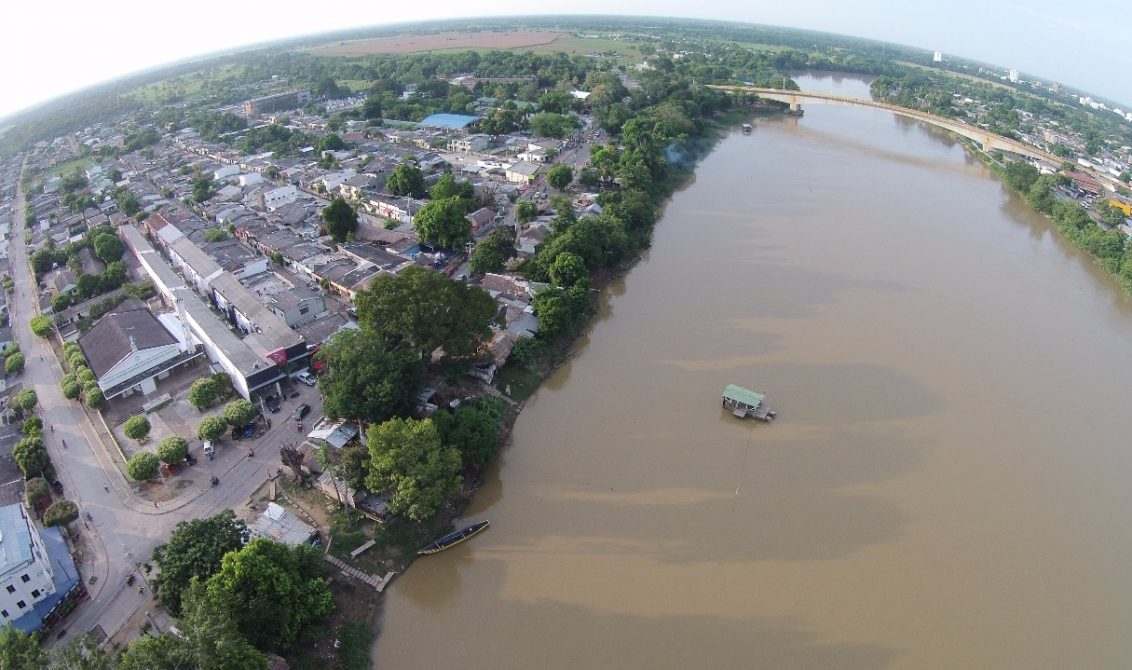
left=418, top=520, right=490, bottom=555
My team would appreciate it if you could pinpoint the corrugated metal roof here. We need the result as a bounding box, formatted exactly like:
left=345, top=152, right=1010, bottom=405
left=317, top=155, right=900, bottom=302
left=723, top=384, right=765, bottom=407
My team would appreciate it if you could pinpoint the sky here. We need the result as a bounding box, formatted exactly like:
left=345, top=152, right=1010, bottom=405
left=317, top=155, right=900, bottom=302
left=1, top=0, right=1129, bottom=121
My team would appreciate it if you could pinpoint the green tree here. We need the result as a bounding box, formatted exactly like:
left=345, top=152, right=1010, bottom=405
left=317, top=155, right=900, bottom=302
left=4, top=352, right=24, bottom=375
left=13, top=389, right=37, bottom=411
left=13, top=436, right=49, bottom=478
left=0, top=624, right=46, bottom=669
left=157, top=436, right=189, bottom=464
left=356, top=266, right=498, bottom=360
left=469, top=227, right=517, bottom=274
left=430, top=173, right=475, bottom=201
left=532, top=282, right=592, bottom=339
left=1002, top=161, right=1040, bottom=193
left=126, top=452, right=160, bottom=481
left=362, top=95, right=383, bottom=120
left=93, top=233, right=125, bottom=263
left=48, top=631, right=119, bottom=670
left=548, top=251, right=588, bottom=288
left=434, top=397, right=504, bottom=467
left=322, top=196, right=358, bottom=242
left=152, top=510, right=249, bottom=615
left=413, top=196, right=472, bottom=248
left=24, top=477, right=49, bottom=505
left=206, top=539, right=333, bottom=651
left=192, top=175, right=215, bottom=203
left=202, top=227, right=228, bottom=243
left=223, top=399, right=257, bottom=427
left=29, top=315, right=52, bottom=337
left=197, top=416, right=228, bottom=442
left=366, top=417, right=462, bottom=522
left=123, top=415, right=151, bottom=441
left=188, top=376, right=221, bottom=409
left=386, top=162, right=426, bottom=198
left=43, top=499, right=79, bottom=526
left=529, top=112, right=579, bottom=138
left=21, top=417, right=42, bottom=436
left=516, top=200, right=538, bottom=223
left=317, top=133, right=347, bottom=152
left=547, top=164, right=574, bottom=191
left=316, top=326, right=425, bottom=424
left=539, top=90, right=573, bottom=114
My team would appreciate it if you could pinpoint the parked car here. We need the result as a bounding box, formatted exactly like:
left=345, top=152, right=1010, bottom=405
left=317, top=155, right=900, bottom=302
left=202, top=441, right=214, bottom=458
left=296, top=370, right=317, bottom=386
left=51, top=479, right=64, bottom=494
left=292, top=403, right=310, bottom=421
left=265, top=397, right=281, bottom=413
left=185, top=452, right=197, bottom=466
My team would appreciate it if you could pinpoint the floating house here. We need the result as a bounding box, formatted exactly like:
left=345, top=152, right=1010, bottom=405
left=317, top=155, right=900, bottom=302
left=722, top=384, right=776, bottom=421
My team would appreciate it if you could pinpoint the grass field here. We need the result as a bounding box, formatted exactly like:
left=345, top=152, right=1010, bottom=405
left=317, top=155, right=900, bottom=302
left=895, top=60, right=1013, bottom=90
left=316, top=31, right=566, bottom=56
left=46, top=156, right=93, bottom=178
left=126, top=63, right=241, bottom=104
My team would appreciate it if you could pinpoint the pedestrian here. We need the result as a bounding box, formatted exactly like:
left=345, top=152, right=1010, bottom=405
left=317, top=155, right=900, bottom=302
left=103, top=484, right=109, bottom=492
left=153, top=501, right=158, bottom=509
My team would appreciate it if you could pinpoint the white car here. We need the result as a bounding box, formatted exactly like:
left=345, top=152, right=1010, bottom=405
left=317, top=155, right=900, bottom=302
left=296, top=370, right=317, bottom=386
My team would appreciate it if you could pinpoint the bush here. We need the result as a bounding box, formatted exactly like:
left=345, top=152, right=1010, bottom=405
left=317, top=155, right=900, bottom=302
left=223, top=399, right=257, bottom=427
left=84, top=386, right=105, bottom=409
left=126, top=452, right=160, bottom=481
left=124, top=415, right=151, bottom=441
left=76, top=367, right=96, bottom=385
left=157, top=437, right=189, bottom=464
left=61, top=377, right=82, bottom=400
left=43, top=500, right=79, bottom=527
left=25, top=477, right=50, bottom=505
left=197, top=416, right=228, bottom=442
left=13, top=389, right=37, bottom=411
left=30, top=315, right=52, bottom=337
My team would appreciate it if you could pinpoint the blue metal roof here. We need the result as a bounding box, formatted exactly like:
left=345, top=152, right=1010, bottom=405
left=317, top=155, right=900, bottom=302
left=418, top=113, right=481, bottom=129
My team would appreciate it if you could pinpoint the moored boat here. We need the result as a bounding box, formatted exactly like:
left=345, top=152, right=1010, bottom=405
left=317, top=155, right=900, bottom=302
left=418, top=520, right=490, bottom=555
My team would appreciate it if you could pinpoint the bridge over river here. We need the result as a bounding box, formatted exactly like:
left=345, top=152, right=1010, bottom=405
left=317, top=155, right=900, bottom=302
left=708, top=84, right=1063, bottom=165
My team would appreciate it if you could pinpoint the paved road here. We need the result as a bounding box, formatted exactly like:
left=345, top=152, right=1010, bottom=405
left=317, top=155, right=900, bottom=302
left=10, top=165, right=324, bottom=643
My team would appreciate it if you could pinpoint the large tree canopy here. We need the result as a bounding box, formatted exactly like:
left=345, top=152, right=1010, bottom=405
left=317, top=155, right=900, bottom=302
left=0, top=624, right=46, bottom=669
left=355, top=266, right=497, bottom=360
left=386, top=162, right=426, bottom=198
left=152, top=510, right=249, bottom=615
left=322, top=196, right=358, bottom=242
left=366, top=417, right=463, bottom=522
left=413, top=196, right=473, bottom=249
left=315, top=326, right=425, bottom=424
left=119, top=581, right=266, bottom=670
left=206, top=539, right=332, bottom=652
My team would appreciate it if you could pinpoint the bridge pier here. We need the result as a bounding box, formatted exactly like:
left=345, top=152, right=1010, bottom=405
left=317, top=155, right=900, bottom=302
left=789, top=96, right=801, bottom=113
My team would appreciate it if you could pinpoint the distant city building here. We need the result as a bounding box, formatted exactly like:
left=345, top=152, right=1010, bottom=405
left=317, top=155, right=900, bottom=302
left=1051, top=82, right=1061, bottom=94
left=1008, top=69, right=1019, bottom=83
left=933, top=50, right=943, bottom=63
left=244, top=89, right=311, bottom=118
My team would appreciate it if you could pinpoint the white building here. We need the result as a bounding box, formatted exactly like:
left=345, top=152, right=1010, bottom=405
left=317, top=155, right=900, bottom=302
left=0, top=505, right=56, bottom=627
left=77, top=307, right=200, bottom=399
left=260, top=185, right=298, bottom=211
left=932, top=51, right=943, bottom=63
left=238, top=173, right=263, bottom=187
left=214, top=165, right=240, bottom=180
left=1008, top=69, right=1019, bottom=83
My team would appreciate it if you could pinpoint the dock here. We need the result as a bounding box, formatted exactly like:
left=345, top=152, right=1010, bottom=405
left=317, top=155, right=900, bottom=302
left=722, top=384, right=776, bottom=422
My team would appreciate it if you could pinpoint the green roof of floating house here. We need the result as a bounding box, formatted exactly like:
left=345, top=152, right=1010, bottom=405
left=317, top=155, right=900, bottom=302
left=723, top=384, right=765, bottom=406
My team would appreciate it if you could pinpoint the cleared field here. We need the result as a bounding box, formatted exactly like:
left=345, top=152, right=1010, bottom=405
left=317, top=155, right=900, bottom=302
left=895, top=60, right=1013, bottom=90
left=318, top=31, right=566, bottom=55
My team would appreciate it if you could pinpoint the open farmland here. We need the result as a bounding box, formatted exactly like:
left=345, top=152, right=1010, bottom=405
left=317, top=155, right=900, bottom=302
left=317, top=31, right=567, bottom=55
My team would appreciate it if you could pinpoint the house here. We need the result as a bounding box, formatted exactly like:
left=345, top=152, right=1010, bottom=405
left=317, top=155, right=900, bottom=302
left=77, top=307, right=201, bottom=400
left=265, top=288, right=326, bottom=328
left=248, top=503, right=317, bottom=547
left=0, top=504, right=81, bottom=634
left=505, top=161, right=540, bottom=184
left=259, top=185, right=298, bottom=211
left=447, top=134, right=490, bottom=153
left=516, top=222, right=550, bottom=256
left=51, top=270, right=77, bottom=295
left=466, top=207, right=497, bottom=236
left=338, top=174, right=376, bottom=202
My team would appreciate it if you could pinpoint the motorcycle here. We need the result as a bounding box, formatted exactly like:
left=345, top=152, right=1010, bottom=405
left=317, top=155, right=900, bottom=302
left=210, top=475, right=219, bottom=487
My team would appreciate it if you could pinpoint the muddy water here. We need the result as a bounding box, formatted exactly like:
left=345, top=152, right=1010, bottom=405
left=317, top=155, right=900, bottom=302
left=374, top=74, right=1132, bottom=669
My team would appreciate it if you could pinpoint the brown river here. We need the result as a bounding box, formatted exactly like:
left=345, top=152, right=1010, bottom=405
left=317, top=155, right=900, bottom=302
left=374, top=72, right=1132, bottom=669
